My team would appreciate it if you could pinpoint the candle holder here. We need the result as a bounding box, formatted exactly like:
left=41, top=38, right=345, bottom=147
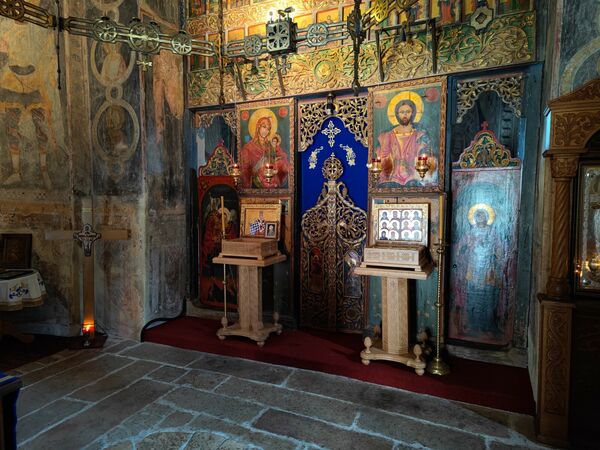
left=368, top=156, right=382, bottom=180
left=415, top=153, right=430, bottom=179
left=230, top=163, right=241, bottom=187
left=70, top=321, right=107, bottom=349
left=426, top=239, right=450, bottom=376
left=264, top=162, right=277, bottom=184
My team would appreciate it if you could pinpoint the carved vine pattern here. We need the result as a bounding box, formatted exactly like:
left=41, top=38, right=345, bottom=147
left=299, top=97, right=368, bottom=152
left=454, top=126, right=520, bottom=169
left=197, top=111, right=237, bottom=135
left=552, top=111, right=600, bottom=148
left=199, top=144, right=234, bottom=176
left=550, top=156, right=579, bottom=179
left=544, top=308, right=569, bottom=415
left=456, top=75, right=523, bottom=124
left=301, top=154, right=367, bottom=331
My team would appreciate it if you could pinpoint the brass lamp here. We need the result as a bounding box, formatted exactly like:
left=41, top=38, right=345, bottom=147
left=589, top=255, right=600, bottom=273
left=368, top=156, right=382, bottom=179
left=230, top=163, right=241, bottom=187
left=415, top=153, right=430, bottom=178
left=264, top=162, right=278, bottom=184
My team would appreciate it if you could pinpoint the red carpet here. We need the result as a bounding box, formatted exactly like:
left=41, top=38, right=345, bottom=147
left=143, top=316, right=535, bottom=415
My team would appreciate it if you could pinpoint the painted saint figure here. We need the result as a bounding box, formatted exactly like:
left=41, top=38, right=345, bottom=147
left=376, top=97, right=432, bottom=186
left=453, top=206, right=504, bottom=335
left=241, top=115, right=289, bottom=188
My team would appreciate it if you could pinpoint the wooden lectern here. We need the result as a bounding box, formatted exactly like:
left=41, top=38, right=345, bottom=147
left=355, top=263, right=432, bottom=375
left=212, top=253, right=286, bottom=346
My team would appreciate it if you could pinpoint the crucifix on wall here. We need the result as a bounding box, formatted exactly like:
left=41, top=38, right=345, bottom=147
left=46, top=201, right=130, bottom=347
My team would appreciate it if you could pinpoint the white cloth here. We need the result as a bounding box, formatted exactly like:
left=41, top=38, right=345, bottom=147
left=0, top=270, right=46, bottom=311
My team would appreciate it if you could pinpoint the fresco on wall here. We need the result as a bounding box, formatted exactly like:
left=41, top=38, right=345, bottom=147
left=558, top=0, right=600, bottom=95
left=448, top=128, right=521, bottom=348
left=0, top=13, right=67, bottom=191
left=88, top=1, right=141, bottom=194
left=199, top=184, right=239, bottom=309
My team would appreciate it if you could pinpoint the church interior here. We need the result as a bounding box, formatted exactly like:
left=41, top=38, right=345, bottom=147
left=1, top=0, right=599, bottom=448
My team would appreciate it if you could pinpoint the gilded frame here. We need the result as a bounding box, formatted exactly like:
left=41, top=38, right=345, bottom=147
left=575, top=163, right=600, bottom=293
left=236, top=98, right=295, bottom=195
left=368, top=76, right=447, bottom=194
left=240, top=202, right=282, bottom=239
left=0, top=233, right=33, bottom=269
left=371, top=203, right=429, bottom=247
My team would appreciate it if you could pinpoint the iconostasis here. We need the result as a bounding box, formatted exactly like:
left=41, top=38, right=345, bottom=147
left=188, top=0, right=541, bottom=365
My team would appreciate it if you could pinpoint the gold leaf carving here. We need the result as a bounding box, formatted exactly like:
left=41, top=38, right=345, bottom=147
left=455, top=127, right=520, bottom=169
left=199, top=144, right=234, bottom=177
left=379, top=37, right=431, bottom=81
left=299, top=97, right=368, bottom=152
left=550, top=156, right=579, bottom=179
left=456, top=75, right=523, bottom=124
left=553, top=111, right=600, bottom=148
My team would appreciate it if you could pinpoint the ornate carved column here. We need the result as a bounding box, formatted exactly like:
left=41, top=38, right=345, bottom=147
left=545, top=155, right=579, bottom=299
left=537, top=153, right=578, bottom=448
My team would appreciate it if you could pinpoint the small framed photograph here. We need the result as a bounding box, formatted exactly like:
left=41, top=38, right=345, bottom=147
left=265, top=222, right=278, bottom=239
left=240, top=202, right=282, bottom=239
left=372, top=203, right=429, bottom=246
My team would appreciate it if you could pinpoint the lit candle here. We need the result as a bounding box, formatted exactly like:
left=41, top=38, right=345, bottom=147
left=83, top=322, right=95, bottom=336
left=220, top=196, right=226, bottom=237
left=418, top=153, right=428, bottom=162
left=438, top=196, right=444, bottom=241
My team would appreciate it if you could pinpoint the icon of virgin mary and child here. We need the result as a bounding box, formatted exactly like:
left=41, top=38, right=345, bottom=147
left=241, top=108, right=290, bottom=188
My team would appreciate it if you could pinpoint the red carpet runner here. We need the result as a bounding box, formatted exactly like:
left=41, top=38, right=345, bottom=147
left=143, top=316, right=535, bottom=415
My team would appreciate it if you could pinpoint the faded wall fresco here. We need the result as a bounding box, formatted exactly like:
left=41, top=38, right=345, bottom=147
left=0, top=0, right=73, bottom=335
left=558, top=0, right=600, bottom=95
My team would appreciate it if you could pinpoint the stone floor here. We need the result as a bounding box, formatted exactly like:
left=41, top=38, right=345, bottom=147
left=9, top=338, right=552, bottom=450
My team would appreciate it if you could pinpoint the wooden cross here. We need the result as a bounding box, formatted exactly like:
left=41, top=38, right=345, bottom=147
left=45, top=201, right=130, bottom=341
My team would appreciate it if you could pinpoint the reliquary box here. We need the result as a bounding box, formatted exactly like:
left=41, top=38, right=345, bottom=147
left=362, top=245, right=429, bottom=270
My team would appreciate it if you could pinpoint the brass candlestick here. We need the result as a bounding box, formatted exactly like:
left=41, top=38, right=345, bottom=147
left=415, top=154, right=430, bottom=178
left=427, top=239, right=450, bottom=376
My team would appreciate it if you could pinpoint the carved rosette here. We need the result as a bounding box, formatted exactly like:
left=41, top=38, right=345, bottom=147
left=456, top=75, right=523, bottom=124
left=299, top=97, right=368, bottom=152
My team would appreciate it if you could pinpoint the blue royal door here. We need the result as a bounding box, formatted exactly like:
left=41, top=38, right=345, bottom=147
left=299, top=111, right=369, bottom=333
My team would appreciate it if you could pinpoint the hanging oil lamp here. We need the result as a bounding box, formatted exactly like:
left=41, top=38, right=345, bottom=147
left=415, top=153, right=430, bottom=178
left=368, top=156, right=382, bottom=179
left=230, top=162, right=241, bottom=187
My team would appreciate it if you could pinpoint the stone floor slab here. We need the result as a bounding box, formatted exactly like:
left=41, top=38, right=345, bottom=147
left=147, top=365, right=189, bottom=383
left=188, top=354, right=292, bottom=384
left=21, top=379, right=172, bottom=450
left=174, top=368, right=229, bottom=390
left=190, top=414, right=298, bottom=450
left=253, top=409, right=394, bottom=450
left=162, top=386, right=264, bottom=423
left=17, top=398, right=87, bottom=442
left=216, top=377, right=357, bottom=426
left=183, top=431, right=227, bottom=450
left=120, top=342, right=202, bottom=367
left=286, top=369, right=511, bottom=438
left=357, top=407, right=487, bottom=450
left=69, top=360, right=160, bottom=402
left=20, top=349, right=103, bottom=386
left=19, top=354, right=132, bottom=416
left=136, top=431, right=191, bottom=450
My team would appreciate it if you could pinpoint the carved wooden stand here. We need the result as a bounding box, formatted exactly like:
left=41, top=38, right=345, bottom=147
left=212, top=253, right=286, bottom=346
left=355, top=264, right=432, bottom=375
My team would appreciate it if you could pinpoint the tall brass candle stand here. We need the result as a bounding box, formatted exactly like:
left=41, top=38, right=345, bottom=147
left=427, top=239, right=450, bottom=376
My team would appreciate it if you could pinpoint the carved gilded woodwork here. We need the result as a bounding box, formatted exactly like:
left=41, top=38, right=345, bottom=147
left=199, top=144, right=234, bottom=176
left=299, top=97, right=368, bottom=152
left=538, top=77, right=600, bottom=446
left=438, top=13, right=534, bottom=72
left=550, top=156, right=579, bottom=179
left=187, top=12, right=535, bottom=107
left=301, top=153, right=367, bottom=331
left=196, top=110, right=236, bottom=134
left=552, top=111, right=600, bottom=149
left=456, top=75, right=523, bottom=124
left=454, top=124, right=520, bottom=169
